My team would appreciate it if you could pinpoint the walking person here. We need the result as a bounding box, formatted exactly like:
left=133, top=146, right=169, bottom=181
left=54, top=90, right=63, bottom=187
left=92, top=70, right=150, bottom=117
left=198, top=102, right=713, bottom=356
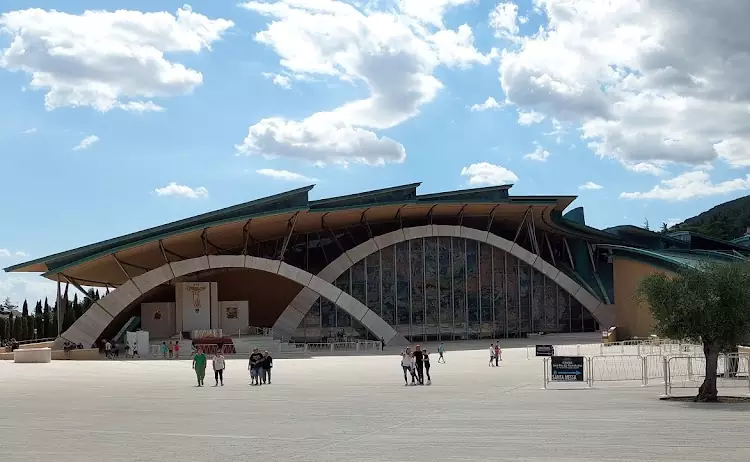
left=262, top=350, right=273, bottom=384
left=105, top=339, right=112, bottom=359
left=400, top=347, right=413, bottom=386
left=413, top=345, right=425, bottom=385
left=438, top=343, right=446, bottom=363
left=423, top=349, right=431, bottom=385
left=212, top=350, right=226, bottom=386
left=168, top=340, right=174, bottom=359
left=161, top=341, right=168, bottom=359
left=174, top=341, right=180, bottom=360
left=192, top=347, right=207, bottom=387
left=494, top=344, right=501, bottom=367
left=489, top=344, right=496, bottom=367
left=248, top=348, right=264, bottom=386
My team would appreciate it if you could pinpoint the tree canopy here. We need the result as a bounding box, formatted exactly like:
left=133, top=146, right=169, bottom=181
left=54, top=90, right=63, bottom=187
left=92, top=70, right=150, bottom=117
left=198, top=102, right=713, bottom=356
left=637, top=261, right=750, bottom=400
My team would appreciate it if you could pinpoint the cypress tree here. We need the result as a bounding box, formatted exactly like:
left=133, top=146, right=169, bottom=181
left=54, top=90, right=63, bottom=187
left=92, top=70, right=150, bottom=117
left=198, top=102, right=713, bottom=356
left=50, top=300, right=59, bottom=338
left=73, top=293, right=83, bottom=319
left=34, top=301, right=43, bottom=339
left=62, top=304, right=75, bottom=332
left=12, top=314, right=22, bottom=340
left=0, top=317, right=6, bottom=342
left=42, top=300, right=50, bottom=338
left=21, top=300, right=29, bottom=340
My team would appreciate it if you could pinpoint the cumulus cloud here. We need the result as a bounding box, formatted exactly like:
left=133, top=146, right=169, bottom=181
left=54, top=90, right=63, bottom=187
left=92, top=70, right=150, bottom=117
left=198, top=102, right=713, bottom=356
left=461, top=162, right=518, bottom=186
left=256, top=168, right=318, bottom=182
left=154, top=182, right=208, bottom=199
left=489, top=2, right=519, bottom=38
left=239, top=0, right=494, bottom=166
left=72, top=135, right=99, bottom=151
left=262, top=72, right=292, bottom=89
left=0, top=5, right=233, bottom=111
left=579, top=181, right=603, bottom=190
left=470, top=96, right=503, bottom=111
left=620, top=170, right=750, bottom=201
left=518, top=110, right=545, bottom=126
left=497, top=0, right=750, bottom=171
left=524, top=145, right=550, bottom=162
left=21, top=128, right=37, bottom=134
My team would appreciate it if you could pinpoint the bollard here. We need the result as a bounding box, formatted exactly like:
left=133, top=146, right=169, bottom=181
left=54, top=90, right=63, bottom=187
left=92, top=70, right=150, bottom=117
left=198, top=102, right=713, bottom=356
left=663, top=357, right=670, bottom=397
left=642, top=356, right=648, bottom=386
left=542, top=357, right=548, bottom=389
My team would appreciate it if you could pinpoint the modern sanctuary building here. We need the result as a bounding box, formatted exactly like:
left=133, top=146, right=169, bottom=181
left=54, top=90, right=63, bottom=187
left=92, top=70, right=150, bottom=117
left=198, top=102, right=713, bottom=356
left=5, top=183, right=748, bottom=348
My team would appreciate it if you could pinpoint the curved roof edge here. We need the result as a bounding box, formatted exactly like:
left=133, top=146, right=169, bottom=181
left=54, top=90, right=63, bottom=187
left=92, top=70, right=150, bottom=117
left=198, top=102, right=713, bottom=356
left=5, top=182, right=579, bottom=275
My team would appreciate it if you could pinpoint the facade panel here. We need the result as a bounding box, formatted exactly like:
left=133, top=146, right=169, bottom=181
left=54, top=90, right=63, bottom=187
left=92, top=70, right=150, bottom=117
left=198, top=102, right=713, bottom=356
left=288, top=236, right=601, bottom=342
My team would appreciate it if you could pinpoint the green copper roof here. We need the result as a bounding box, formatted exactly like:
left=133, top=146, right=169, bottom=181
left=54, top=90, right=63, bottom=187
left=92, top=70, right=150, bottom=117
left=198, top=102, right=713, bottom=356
left=600, top=245, right=747, bottom=272
left=5, top=183, right=583, bottom=275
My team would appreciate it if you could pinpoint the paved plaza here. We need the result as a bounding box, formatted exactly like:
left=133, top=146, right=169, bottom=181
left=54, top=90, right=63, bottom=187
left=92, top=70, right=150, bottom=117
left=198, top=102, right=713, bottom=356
left=1, top=346, right=749, bottom=461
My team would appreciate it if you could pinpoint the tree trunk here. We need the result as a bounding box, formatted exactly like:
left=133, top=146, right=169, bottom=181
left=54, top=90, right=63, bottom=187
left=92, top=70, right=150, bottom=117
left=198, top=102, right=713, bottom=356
left=697, top=342, right=719, bottom=402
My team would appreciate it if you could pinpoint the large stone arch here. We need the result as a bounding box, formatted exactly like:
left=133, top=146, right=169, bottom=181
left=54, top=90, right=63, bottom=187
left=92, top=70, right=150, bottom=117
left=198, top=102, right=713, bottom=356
left=273, top=225, right=614, bottom=337
left=54, top=255, right=407, bottom=349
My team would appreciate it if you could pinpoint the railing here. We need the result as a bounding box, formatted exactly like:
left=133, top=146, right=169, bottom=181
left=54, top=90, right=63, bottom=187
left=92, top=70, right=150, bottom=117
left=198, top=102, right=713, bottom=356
left=526, top=341, right=703, bottom=360
left=664, top=354, right=750, bottom=397
left=237, top=327, right=273, bottom=339
left=290, top=340, right=382, bottom=353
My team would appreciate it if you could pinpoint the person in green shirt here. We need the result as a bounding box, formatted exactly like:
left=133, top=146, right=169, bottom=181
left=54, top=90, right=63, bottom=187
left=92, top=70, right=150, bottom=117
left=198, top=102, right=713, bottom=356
left=192, top=347, right=207, bottom=386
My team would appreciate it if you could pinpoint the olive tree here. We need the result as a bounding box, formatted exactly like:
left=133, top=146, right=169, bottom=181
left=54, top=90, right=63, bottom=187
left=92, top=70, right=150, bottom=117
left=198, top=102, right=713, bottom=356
left=637, top=262, right=750, bottom=401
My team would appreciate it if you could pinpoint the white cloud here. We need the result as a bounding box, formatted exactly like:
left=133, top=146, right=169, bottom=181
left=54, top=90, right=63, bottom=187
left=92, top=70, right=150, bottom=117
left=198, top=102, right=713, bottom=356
left=237, top=116, right=406, bottom=166
left=461, top=162, right=518, bottom=186
left=119, top=101, right=165, bottom=113
left=0, top=249, right=10, bottom=257
left=0, top=5, right=233, bottom=111
left=14, top=251, right=29, bottom=258
left=579, top=181, right=603, bottom=190
left=0, top=273, right=57, bottom=307
left=154, top=182, right=208, bottom=199
left=524, top=144, right=550, bottom=162
left=239, top=0, right=493, bottom=166
left=620, top=170, right=750, bottom=201
left=518, top=110, right=545, bottom=126
left=470, top=96, right=503, bottom=111
left=398, top=0, right=477, bottom=28
left=256, top=168, right=318, bottom=182
left=622, top=161, right=667, bottom=176
left=489, top=2, right=519, bottom=38
left=498, top=0, right=750, bottom=171
left=72, top=135, right=99, bottom=151
left=21, top=128, right=37, bottom=134
left=262, top=72, right=292, bottom=89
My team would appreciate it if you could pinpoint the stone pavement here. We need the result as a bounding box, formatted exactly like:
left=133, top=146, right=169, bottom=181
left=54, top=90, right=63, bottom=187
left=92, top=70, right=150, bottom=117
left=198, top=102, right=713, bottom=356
left=1, top=346, right=748, bottom=461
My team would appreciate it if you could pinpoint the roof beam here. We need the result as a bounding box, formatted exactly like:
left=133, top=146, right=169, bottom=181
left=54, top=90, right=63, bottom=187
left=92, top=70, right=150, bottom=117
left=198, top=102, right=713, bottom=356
left=360, top=208, right=373, bottom=239
left=60, top=273, right=98, bottom=304
left=486, top=204, right=499, bottom=232
left=457, top=204, right=467, bottom=227
left=278, top=211, right=299, bottom=261
left=111, top=254, right=132, bottom=279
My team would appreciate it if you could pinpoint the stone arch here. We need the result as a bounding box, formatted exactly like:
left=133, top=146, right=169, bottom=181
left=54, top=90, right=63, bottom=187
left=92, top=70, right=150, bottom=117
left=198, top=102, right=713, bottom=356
left=54, top=255, right=407, bottom=349
left=273, top=225, right=614, bottom=337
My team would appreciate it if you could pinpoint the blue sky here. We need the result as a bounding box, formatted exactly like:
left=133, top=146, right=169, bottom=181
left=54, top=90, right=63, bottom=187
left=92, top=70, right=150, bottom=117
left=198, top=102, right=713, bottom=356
left=2, top=0, right=750, bottom=304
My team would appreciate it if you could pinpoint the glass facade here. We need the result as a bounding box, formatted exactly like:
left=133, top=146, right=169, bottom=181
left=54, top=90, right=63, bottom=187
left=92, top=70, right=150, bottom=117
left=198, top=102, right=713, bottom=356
left=294, top=237, right=599, bottom=342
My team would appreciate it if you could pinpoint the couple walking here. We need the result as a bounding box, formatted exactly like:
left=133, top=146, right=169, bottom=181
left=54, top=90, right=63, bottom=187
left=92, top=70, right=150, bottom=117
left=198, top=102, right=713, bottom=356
left=488, top=343, right=502, bottom=367
left=191, top=348, right=227, bottom=387
left=400, top=345, right=431, bottom=386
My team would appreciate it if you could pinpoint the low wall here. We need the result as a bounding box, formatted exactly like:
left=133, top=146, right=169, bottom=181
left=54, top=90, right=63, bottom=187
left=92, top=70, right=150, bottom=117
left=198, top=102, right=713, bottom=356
left=14, top=347, right=52, bottom=363
left=51, top=349, right=102, bottom=361
left=18, top=341, right=55, bottom=350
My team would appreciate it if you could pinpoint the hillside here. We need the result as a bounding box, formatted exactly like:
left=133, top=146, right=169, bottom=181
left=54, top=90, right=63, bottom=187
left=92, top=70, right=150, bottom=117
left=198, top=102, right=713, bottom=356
left=671, top=195, right=750, bottom=241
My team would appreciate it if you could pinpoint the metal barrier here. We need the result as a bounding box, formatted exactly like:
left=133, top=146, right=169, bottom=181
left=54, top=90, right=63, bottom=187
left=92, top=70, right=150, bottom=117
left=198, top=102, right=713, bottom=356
left=527, top=341, right=704, bottom=360
left=590, top=355, right=645, bottom=386
left=664, top=354, right=750, bottom=397
left=300, top=340, right=382, bottom=353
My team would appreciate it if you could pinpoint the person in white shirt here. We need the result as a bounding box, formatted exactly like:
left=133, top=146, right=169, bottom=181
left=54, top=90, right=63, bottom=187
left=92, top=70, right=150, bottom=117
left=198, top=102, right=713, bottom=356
left=212, top=351, right=226, bottom=386
left=489, top=344, right=496, bottom=367
left=105, top=340, right=112, bottom=359
left=400, top=348, right=413, bottom=386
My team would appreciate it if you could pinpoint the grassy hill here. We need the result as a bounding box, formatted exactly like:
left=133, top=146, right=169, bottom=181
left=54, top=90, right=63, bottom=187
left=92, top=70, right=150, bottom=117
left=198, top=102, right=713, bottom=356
left=671, top=195, right=750, bottom=241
